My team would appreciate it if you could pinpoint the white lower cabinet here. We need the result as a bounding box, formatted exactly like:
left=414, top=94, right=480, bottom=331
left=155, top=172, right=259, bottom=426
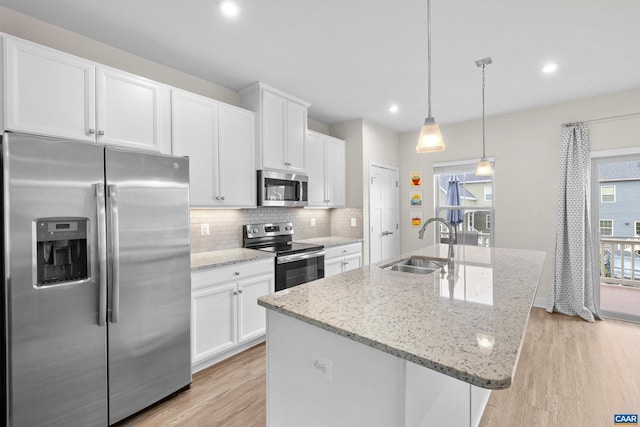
left=325, top=242, right=362, bottom=277
left=191, top=258, right=274, bottom=371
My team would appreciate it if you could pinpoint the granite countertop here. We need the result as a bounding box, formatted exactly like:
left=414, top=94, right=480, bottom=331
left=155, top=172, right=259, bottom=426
left=258, top=244, right=545, bottom=389
left=295, top=236, right=363, bottom=248
left=191, top=248, right=274, bottom=271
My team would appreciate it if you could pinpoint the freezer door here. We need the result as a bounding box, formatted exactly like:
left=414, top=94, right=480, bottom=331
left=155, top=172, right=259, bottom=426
left=105, top=147, right=191, bottom=424
left=2, top=134, right=107, bottom=427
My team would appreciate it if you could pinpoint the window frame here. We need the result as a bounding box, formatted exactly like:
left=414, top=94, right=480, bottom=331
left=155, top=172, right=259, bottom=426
left=484, top=186, right=493, bottom=202
left=601, top=185, right=616, bottom=203
left=433, top=160, right=495, bottom=247
left=599, top=219, right=614, bottom=236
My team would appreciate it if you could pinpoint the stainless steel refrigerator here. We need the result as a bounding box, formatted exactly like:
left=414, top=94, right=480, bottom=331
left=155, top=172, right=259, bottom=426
left=1, top=133, right=192, bottom=426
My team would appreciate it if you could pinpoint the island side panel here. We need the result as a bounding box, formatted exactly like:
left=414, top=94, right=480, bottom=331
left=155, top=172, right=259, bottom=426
left=265, top=310, right=405, bottom=427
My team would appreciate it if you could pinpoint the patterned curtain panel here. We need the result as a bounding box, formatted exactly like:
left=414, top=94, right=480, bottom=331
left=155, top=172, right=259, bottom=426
left=546, top=123, right=600, bottom=322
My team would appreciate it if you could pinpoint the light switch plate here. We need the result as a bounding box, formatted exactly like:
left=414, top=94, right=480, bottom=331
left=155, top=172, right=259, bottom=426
left=350, top=218, right=357, bottom=227
left=200, top=223, right=210, bottom=236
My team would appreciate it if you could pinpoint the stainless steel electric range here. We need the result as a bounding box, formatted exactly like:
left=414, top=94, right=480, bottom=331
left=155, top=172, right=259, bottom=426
left=243, top=222, right=325, bottom=292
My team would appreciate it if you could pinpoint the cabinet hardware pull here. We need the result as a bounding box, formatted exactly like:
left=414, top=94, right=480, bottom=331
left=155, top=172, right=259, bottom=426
left=88, top=128, right=96, bottom=135
left=234, top=272, right=240, bottom=276
left=98, top=130, right=105, bottom=136
left=221, top=196, right=225, bottom=201
left=238, top=289, right=244, bottom=294
left=233, top=291, right=238, bottom=295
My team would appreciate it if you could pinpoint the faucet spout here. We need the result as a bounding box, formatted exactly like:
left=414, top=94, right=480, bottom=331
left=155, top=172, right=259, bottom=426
left=417, top=217, right=455, bottom=270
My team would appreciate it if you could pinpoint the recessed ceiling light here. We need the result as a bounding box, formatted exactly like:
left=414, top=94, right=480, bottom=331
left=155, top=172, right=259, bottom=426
left=220, top=0, right=240, bottom=17
left=542, top=63, right=558, bottom=74
left=389, top=104, right=399, bottom=113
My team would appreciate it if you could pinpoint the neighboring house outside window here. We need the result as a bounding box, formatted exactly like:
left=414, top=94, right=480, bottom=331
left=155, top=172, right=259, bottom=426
left=434, top=161, right=495, bottom=247
left=600, top=219, right=613, bottom=236
left=601, top=185, right=616, bottom=203
left=635, top=221, right=640, bottom=237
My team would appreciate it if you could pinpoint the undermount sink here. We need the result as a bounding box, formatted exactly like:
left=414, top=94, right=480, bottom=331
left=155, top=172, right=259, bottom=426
left=380, top=256, right=446, bottom=275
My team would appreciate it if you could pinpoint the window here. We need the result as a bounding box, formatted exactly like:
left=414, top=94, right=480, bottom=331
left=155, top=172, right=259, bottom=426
left=600, top=219, right=613, bottom=236
left=635, top=221, right=640, bottom=237
left=433, top=161, right=494, bottom=247
left=601, top=185, right=616, bottom=203
left=484, top=186, right=493, bottom=201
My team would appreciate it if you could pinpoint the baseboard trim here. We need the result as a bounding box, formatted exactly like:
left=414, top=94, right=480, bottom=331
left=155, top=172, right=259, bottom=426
left=192, top=335, right=265, bottom=374
left=533, top=297, right=546, bottom=309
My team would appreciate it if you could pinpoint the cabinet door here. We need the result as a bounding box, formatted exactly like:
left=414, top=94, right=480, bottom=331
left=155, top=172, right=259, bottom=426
left=171, top=90, right=218, bottom=206
left=191, top=283, right=238, bottom=363
left=218, top=104, right=256, bottom=207
left=343, top=253, right=362, bottom=272
left=237, top=273, right=274, bottom=343
left=96, top=67, right=171, bottom=153
left=324, top=257, right=344, bottom=278
left=325, top=137, right=346, bottom=207
left=261, top=90, right=287, bottom=170
left=285, top=101, right=307, bottom=172
left=4, top=38, right=95, bottom=142
left=305, top=132, right=327, bottom=206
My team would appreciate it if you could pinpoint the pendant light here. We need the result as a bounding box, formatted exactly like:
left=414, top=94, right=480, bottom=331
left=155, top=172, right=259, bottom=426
left=475, top=57, right=494, bottom=176
left=416, top=0, right=445, bottom=153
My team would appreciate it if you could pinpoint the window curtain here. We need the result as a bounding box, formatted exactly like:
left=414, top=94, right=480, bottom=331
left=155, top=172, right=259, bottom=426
left=546, top=123, right=600, bottom=322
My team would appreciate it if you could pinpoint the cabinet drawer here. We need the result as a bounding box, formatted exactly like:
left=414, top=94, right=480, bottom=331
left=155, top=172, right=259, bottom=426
left=192, top=258, right=274, bottom=290
left=324, top=242, right=362, bottom=260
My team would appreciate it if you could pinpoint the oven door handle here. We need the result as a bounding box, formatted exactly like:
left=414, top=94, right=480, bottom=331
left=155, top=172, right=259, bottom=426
left=277, top=250, right=326, bottom=264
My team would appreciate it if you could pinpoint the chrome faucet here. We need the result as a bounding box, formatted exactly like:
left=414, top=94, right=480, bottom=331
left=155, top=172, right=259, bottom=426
left=418, top=217, right=455, bottom=270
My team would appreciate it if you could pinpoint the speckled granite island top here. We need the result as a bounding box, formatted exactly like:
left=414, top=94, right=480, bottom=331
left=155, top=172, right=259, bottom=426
left=191, top=248, right=274, bottom=271
left=258, top=244, right=545, bottom=389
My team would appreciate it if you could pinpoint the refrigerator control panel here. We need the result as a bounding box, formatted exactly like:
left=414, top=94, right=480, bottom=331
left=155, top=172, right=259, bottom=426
left=35, top=217, right=89, bottom=286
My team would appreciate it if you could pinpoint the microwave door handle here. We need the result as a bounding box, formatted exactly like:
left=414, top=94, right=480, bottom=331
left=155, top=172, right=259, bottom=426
left=108, top=184, right=120, bottom=323
left=95, top=184, right=107, bottom=327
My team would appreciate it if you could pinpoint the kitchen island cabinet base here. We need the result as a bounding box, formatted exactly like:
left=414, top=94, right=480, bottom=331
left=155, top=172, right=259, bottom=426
left=266, top=310, right=490, bottom=427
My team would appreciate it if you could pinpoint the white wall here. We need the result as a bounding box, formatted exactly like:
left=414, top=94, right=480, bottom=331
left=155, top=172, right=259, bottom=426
left=331, top=119, right=400, bottom=265
left=0, top=6, right=239, bottom=105
left=399, top=87, right=640, bottom=304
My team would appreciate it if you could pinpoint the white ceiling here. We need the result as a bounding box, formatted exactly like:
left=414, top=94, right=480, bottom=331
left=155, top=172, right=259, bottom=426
left=1, top=0, right=639, bottom=133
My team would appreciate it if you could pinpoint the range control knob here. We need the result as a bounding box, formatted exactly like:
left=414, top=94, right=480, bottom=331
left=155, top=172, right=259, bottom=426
left=285, top=226, right=292, bottom=231
left=252, top=228, right=258, bottom=234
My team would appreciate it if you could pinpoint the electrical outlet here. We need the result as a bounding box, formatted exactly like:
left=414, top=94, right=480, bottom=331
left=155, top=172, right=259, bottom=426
left=311, top=218, right=316, bottom=227
left=350, top=218, right=357, bottom=227
left=309, top=352, right=333, bottom=381
left=200, top=223, right=210, bottom=236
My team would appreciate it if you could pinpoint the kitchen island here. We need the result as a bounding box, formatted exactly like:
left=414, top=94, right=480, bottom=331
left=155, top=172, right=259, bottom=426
left=258, top=244, right=545, bottom=427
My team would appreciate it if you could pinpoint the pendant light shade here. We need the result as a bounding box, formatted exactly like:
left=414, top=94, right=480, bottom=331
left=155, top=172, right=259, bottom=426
left=476, top=158, right=493, bottom=176
left=416, top=117, right=445, bottom=153
left=416, top=0, right=445, bottom=153
left=475, top=57, right=494, bottom=176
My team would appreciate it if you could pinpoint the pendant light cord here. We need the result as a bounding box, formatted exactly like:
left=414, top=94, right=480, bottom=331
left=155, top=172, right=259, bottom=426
left=427, top=0, right=432, bottom=119
left=481, top=63, right=486, bottom=157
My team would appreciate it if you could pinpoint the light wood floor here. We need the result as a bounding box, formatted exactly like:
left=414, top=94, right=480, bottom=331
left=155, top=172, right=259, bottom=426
left=120, top=308, right=640, bottom=426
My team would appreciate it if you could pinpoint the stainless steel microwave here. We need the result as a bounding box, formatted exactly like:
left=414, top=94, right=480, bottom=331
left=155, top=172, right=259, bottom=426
left=257, top=170, right=308, bottom=207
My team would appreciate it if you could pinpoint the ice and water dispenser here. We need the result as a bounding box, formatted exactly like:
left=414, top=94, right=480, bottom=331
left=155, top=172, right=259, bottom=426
left=35, top=218, right=89, bottom=286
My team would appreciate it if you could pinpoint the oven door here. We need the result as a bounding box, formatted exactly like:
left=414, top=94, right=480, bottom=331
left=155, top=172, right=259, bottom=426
left=275, top=250, right=325, bottom=291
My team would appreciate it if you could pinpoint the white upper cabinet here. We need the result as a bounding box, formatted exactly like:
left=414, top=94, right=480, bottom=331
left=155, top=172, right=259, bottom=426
left=217, top=103, right=256, bottom=207
left=172, top=89, right=256, bottom=208
left=306, top=130, right=346, bottom=207
left=4, top=37, right=96, bottom=142
left=240, top=82, right=309, bottom=173
left=3, top=37, right=171, bottom=153
left=96, top=67, right=170, bottom=152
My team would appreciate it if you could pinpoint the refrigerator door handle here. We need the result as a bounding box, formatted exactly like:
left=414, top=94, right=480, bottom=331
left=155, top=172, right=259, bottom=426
left=108, top=184, right=120, bottom=323
left=96, top=183, right=108, bottom=326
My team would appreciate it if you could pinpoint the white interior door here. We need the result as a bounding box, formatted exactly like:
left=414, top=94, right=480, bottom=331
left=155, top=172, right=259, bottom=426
left=369, top=165, right=400, bottom=264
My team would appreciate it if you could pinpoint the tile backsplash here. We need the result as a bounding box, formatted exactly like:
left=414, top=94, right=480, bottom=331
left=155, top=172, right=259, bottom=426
left=190, top=207, right=364, bottom=253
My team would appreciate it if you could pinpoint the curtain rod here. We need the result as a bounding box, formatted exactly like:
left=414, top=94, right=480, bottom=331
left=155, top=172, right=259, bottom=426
left=562, top=112, right=640, bottom=127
